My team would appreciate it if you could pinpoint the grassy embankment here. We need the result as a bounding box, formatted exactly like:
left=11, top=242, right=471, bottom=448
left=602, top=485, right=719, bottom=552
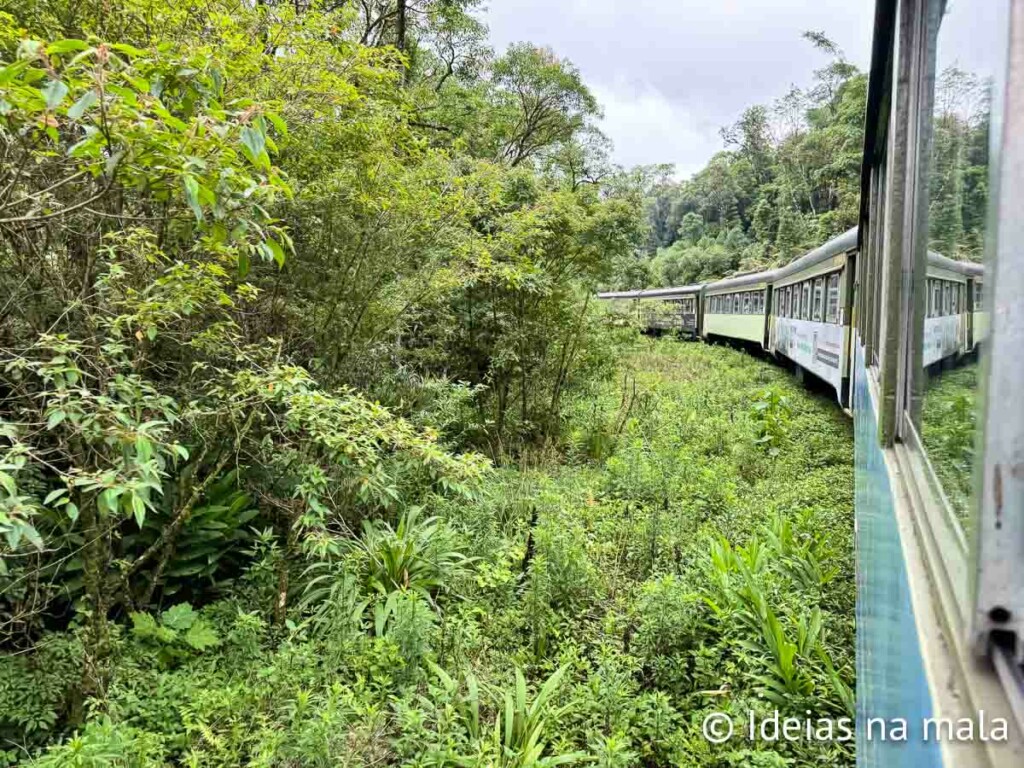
left=21, top=340, right=855, bottom=768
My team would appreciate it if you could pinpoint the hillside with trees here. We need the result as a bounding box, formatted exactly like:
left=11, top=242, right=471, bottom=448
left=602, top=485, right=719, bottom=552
left=613, top=32, right=867, bottom=289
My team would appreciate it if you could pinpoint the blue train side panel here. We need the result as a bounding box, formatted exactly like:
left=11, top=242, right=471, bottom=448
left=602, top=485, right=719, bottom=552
left=853, top=341, right=942, bottom=768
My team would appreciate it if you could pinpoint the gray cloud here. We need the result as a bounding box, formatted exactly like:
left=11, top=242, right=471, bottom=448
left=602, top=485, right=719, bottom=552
left=482, top=0, right=876, bottom=177
left=483, top=2, right=1008, bottom=178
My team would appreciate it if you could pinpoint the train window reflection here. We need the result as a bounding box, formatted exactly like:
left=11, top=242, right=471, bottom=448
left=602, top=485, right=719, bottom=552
left=919, top=0, right=1000, bottom=530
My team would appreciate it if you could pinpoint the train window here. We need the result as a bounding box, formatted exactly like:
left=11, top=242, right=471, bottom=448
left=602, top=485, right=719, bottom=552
left=783, top=287, right=791, bottom=318
left=917, top=0, right=1002, bottom=542
left=801, top=282, right=811, bottom=320
left=731, top=294, right=738, bottom=314
left=792, top=285, right=800, bottom=319
left=812, top=277, right=824, bottom=322
left=826, top=274, right=840, bottom=324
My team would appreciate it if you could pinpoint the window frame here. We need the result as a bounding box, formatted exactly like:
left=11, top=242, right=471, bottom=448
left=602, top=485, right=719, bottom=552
left=826, top=273, right=841, bottom=324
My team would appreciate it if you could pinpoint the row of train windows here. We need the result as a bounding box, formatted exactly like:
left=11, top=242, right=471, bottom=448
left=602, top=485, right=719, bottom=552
left=709, top=290, right=764, bottom=315
left=776, top=273, right=841, bottom=324
left=925, top=278, right=977, bottom=318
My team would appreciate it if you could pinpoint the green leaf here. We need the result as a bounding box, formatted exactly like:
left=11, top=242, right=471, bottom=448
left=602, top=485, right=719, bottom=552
left=130, top=611, right=160, bottom=639
left=65, top=502, right=79, bottom=523
left=131, top=493, right=146, bottom=528
left=111, top=43, right=148, bottom=58
left=265, top=111, right=288, bottom=138
left=183, top=175, right=203, bottom=222
left=184, top=619, right=220, bottom=651
left=237, top=250, right=250, bottom=278
left=41, top=80, right=69, bottom=110
left=46, top=410, right=66, bottom=430
left=0, top=471, right=15, bottom=496
left=43, top=488, right=67, bottom=506
left=67, top=90, right=97, bottom=120
left=240, top=126, right=266, bottom=166
left=265, top=238, right=286, bottom=268
left=161, top=602, right=198, bottom=631
left=46, top=39, right=91, bottom=55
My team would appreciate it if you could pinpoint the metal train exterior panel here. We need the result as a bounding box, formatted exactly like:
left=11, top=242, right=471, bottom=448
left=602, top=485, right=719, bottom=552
left=701, top=313, right=766, bottom=344
left=773, top=318, right=846, bottom=392
left=922, top=315, right=962, bottom=366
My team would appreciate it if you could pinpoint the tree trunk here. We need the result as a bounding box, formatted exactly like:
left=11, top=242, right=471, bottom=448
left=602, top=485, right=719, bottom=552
left=78, top=492, right=110, bottom=716
left=396, top=0, right=409, bottom=83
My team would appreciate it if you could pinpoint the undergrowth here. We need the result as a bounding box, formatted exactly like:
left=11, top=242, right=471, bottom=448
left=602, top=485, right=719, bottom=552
left=11, top=340, right=854, bottom=767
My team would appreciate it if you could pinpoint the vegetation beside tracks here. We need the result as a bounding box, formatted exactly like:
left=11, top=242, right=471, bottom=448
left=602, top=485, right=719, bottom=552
left=7, top=340, right=855, bottom=767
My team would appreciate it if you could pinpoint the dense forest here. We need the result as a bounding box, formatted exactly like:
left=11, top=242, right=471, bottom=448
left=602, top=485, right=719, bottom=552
left=0, top=2, right=857, bottom=766
left=616, top=32, right=991, bottom=292
left=613, top=32, right=866, bottom=290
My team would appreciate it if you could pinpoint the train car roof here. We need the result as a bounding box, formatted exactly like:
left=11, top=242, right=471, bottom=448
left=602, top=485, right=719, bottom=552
left=927, top=250, right=984, bottom=277
left=703, top=268, right=777, bottom=293
left=597, top=283, right=704, bottom=300
left=773, top=227, right=859, bottom=282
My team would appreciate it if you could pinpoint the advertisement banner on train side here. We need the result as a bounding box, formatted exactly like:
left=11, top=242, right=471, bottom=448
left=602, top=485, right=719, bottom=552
left=774, top=318, right=844, bottom=392
left=923, top=316, right=961, bottom=366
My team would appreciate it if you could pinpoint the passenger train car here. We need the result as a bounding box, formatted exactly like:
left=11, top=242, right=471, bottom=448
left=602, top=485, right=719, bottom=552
left=599, top=226, right=982, bottom=407
left=599, top=1, right=1024, bottom=765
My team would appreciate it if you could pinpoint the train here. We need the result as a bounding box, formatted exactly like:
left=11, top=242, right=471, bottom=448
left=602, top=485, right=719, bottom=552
left=599, top=0, right=1024, bottom=765
left=598, top=226, right=986, bottom=407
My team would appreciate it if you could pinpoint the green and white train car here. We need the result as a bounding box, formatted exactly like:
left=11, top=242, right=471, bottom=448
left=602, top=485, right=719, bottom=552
left=701, top=271, right=776, bottom=347
left=923, top=251, right=984, bottom=366
left=769, top=228, right=858, bottom=402
left=597, top=284, right=704, bottom=338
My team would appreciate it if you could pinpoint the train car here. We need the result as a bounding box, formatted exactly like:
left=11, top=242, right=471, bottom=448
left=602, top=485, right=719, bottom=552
left=701, top=270, right=776, bottom=348
left=968, top=272, right=987, bottom=351
left=768, top=228, right=858, bottom=402
left=597, top=285, right=704, bottom=337
left=923, top=251, right=983, bottom=366
left=637, top=285, right=704, bottom=337
left=595, top=290, right=644, bottom=328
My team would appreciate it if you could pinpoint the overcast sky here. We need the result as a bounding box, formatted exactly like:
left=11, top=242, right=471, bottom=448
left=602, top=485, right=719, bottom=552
left=481, top=1, right=876, bottom=178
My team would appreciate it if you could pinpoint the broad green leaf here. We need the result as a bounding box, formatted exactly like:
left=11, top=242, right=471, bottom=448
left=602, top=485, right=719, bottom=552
left=131, top=493, right=146, bottom=528
left=183, top=175, right=203, bottom=222
left=41, top=80, right=69, bottom=110
left=43, top=488, right=67, bottom=506
left=46, top=40, right=91, bottom=55
left=161, top=602, right=198, bottom=630
left=184, top=619, right=220, bottom=651
left=240, top=126, right=266, bottom=165
left=67, top=90, right=97, bottom=120
left=265, top=238, right=286, bottom=268
left=130, top=611, right=160, bottom=639
left=265, top=111, right=288, bottom=138
left=0, top=471, right=15, bottom=495
left=46, top=410, right=66, bottom=430
left=111, top=43, right=148, bottom=58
